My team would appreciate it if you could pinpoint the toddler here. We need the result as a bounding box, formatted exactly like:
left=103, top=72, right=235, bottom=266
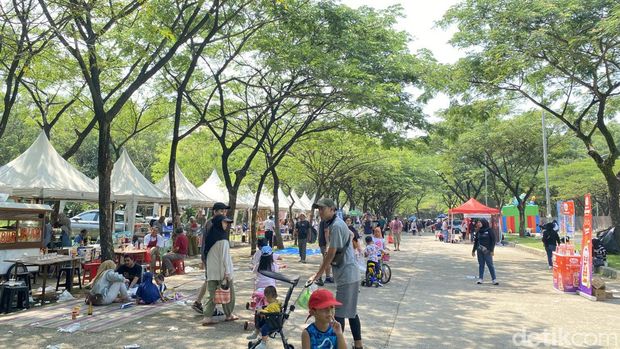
left=301, top=289, right=346, bottom=349
left=249, top=286, right=282, bottom=349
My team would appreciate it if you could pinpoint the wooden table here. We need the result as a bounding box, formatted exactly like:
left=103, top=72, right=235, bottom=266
left=4, top=255, right=80, bottom=302
left=114, top=249, right=147, bottom=264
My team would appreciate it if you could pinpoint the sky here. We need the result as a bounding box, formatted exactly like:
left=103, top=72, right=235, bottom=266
left=340, top=0, right=462, bottom=119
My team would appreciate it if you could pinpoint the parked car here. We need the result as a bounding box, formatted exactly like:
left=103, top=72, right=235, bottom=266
left=70, top=210, right=145, bottom=239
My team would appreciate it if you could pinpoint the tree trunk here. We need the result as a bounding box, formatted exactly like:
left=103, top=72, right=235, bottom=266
left=97, top=118, right=114, bottom=261
left=168, top=140, right=179, bottom=230
left=271, top=169, right=284, bottom=249
left=601, top=165, right=620, bottom=245
left=517, top=201, right=526, bottom=238
left=250, top=174, right=269, bottom=255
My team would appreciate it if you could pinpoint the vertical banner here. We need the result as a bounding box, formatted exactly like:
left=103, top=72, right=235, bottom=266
left=579, top=194, right=593, bottom=295
left=560, top=200, right=575, bottom=237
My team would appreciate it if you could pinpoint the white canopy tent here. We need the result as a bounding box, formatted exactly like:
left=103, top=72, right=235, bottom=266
left=277, top=187, right=292, bottom=211
left=156, top=164, right=213, bottom=207
left=300, top=192, right=314, bottom=211
left=0, top=132, right=98, bottom=200
left=109, top=150, right=168, bottom=232
left=198, top=170, right=229, bottom=204
left=289, top=189, right=307, bottom=212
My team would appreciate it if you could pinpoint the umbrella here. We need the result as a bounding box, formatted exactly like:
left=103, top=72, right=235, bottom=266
left=437, top=213, right=447, bottom=219
left=348, top=209, right=362, bottom=217
left=408, top=215, right=417, bottom=222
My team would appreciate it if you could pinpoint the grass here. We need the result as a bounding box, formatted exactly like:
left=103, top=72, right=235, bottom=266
left=505, top=234, right=620, bottom=270
left=505, top=234, right=545, bottom=250
left=608, top=254, right=620, bottom=270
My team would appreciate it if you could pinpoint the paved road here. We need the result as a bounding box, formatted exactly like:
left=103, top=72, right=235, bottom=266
left=0, top=234, right=619, bottom=348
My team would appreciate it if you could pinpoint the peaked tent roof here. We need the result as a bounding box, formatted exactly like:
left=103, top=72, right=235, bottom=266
left=300, top=192, right=314, bottom=211
left=0, top=132, right=98, bottom=200
left=290, top=189, right=307, bottom=211
left=156, top=164, right=212, bottom=206
left=109, top=150, right=168, bottom=203
left=277, top=188, right=292, bottom=210
left=198, top=170, right=229, bottom=204
left=449, top=198, right=500, bottom=215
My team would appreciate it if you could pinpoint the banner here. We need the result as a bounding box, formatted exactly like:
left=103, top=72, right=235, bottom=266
left=557, top=200, right=576, bottom=237
left=579, top=194, right=593, bottom=295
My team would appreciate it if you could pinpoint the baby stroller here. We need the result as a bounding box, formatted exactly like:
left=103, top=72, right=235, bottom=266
left=248, top=270, right=309, bottom=349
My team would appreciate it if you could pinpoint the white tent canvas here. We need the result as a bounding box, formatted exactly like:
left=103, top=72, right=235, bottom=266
left=300, top=192, right=314, bottom=211
left=277, top=187, right=292, bottom=210
left=0, top=132, right=98, bottom=200
left=109, top=150, right=168, bottom=203
left=198, top=170, right=229, bottom=204
left=156, top=164, right=212, bottom=207
left=289, top=189, right=307, bottom=212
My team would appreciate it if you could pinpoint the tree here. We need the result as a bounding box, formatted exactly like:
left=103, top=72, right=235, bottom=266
left=442, top=0, right=620, bottom=243
left=0, top=0, right=50, bottom=139
left=39, top=0, right=240, bottom=260
left=457, top=113, right=547, bottom=236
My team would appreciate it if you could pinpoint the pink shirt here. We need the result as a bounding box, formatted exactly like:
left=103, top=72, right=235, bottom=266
left=389, top=220, right=403, bottom=233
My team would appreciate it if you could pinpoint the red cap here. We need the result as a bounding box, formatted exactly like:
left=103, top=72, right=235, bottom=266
left=308, top=288, right=342, bottom=310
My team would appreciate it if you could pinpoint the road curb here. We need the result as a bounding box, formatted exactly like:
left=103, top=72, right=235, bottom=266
left=509, top=242, right=619, bottom=279
left=511, top=243, right=547, bottom=257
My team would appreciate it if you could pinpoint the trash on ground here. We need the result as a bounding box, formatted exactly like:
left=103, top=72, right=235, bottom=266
left=57, top=290, right=75, bottom=302
left=123, top=344, right=141, bottom=349
left=58, top=323, right=81, bottom=333
left=45, top=345, right=61, bottom=349
left=169, top=326, right=178, bottom=332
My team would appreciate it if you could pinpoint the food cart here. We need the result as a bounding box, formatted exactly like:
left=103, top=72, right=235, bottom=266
left=0, top=202, right=51, bottom=275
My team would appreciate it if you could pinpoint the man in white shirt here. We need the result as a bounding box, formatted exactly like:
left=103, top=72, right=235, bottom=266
left=263, top=215, right=275, bottom=247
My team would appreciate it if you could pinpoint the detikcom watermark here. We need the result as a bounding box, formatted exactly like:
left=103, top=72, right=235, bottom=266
left=512, top=328, right=619, bottom=348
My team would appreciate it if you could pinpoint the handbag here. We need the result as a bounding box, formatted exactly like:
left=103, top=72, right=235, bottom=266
left=331, top=235, right=351, bottom=268
left=214, top=279, right=231, bottom=304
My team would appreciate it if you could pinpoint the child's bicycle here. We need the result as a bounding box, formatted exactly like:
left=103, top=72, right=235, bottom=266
left=247, top=270, right=311, bottom=349
left=361, top=252, right=392, bottom=287
left=243, top=288, right=266, bottom=331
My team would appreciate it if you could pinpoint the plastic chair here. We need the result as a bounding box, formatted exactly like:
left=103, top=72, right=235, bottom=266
left=172, top=259, right=185, bottom=275
left=56, top=263, right=82, bottom=291
left=82, top=260, right=101, bottom=283
left=0, top=284, right=29, bottom=313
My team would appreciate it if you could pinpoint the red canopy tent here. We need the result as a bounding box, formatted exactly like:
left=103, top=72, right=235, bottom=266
left=449, top=198, right=500, bottom=215
left=448, top=198, right=501, bottom=242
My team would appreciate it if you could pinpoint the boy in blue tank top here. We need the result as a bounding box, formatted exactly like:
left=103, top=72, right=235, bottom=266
left=302, top=289, right=347, bottom=349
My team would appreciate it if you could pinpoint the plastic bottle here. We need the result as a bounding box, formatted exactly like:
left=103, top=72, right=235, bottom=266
left=88, top=300, right=93, bottom=315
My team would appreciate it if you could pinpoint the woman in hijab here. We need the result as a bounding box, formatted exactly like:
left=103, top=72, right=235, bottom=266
left=136, top=272, right=160, bottom=304
left=89, top=260, right=130, bottom=305
left=201, top=215, right=238, bottom=325
left=471, top=218, right=499, bottom=285
left=58, top=213, right=72, bottom=247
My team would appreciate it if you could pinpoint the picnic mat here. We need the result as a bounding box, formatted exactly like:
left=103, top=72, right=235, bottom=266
left=0, top=290, right=196, bottom=333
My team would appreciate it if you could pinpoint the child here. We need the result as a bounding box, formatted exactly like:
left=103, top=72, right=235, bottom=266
left=251, top=239, right=282, bottom=270
left=254, top=246, right=279, bottom=290
left=372, top=227, right=388, bottom=251
left=155, top=273, right=167, bottom=301
left=301, top=289, right=346, bottom=349
left=135, top=272, right=160, bottom=305
left=248, top=286, right=282, bottom=348
left=364, top=236, right=382, bottom=286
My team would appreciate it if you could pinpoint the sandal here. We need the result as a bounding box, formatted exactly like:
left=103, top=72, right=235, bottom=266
left=224, top=315, right=239, bottom=321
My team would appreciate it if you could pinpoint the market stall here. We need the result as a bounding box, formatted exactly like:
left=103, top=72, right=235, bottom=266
left=0, top=202, right=52, bottom=275
left=448, top=198, right=501, bottom=242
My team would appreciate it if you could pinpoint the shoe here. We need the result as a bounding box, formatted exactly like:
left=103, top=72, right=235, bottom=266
left=325, top=277, right=334, bottom=283
left=301, top=260, right=306, bottom=264
left=246, top=332, right=258, bottom=340
left=255, top=341, right=267, bottom=349
left=192, top=302, right=203, bottom=314
left=213, top=309, right=224, bottom=317
left=315, top=278, right=324, bottom=286
left=548, top=266, right=553, bottom=270
left=476, top=279, right=482, bottom=284
left=492, top=280, right=499, bottom=285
